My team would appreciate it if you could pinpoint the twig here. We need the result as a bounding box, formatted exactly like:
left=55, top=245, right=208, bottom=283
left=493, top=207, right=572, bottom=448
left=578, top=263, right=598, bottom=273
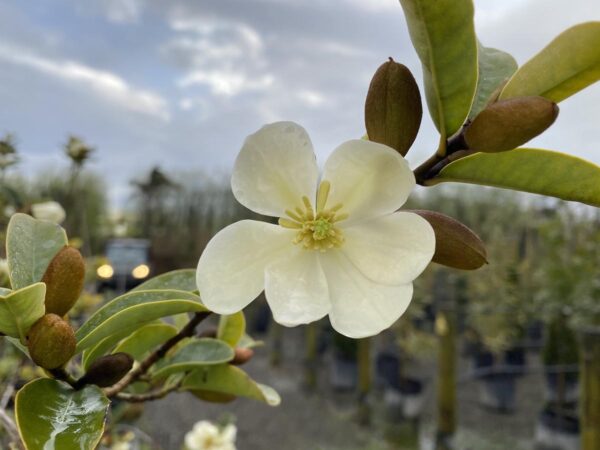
left=0, top=408, right=23, bottom=449
left=103, top=312, right=210, bottom=397
left=49, top=367, right=77, bottom=387
left=115, top=381, right=182, bottom=403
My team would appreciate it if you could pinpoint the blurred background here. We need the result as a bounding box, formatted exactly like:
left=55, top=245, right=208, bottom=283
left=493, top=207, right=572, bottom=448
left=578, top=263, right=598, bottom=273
left=0, top=0, right=599, bottom=449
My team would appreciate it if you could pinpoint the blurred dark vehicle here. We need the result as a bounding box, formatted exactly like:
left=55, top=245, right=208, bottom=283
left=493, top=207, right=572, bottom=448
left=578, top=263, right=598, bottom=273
left=96, top=238, right=151, bottom=292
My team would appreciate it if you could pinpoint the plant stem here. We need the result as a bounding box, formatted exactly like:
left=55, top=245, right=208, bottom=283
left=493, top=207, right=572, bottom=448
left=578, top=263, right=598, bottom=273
left=103, top=311, right=211, bottom=397
left=115, top=382, right=182, bottom=403
left=0, top=408, right=23, bottom=449
left=49, top=367, right=77, bottom=387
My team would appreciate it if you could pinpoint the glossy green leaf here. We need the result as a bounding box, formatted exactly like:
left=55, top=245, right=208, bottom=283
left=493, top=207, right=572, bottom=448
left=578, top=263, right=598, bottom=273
left=15, top=378, right=109, bottom=450
left=152, top=338, right=234, bottom=380
left=431, top=148, right=600, bottom=207
left=182, top=364, right=281, bottom=406
left=469, top=43, right=517, bottom=119
left=113, top=322, right=178, bottom=360
left=6, top=213, right=67, bottom=290
left=399, top=0, right=478, bottom=138
left=500, top=22, right=600, bottom=102
left=132, top=269, right=197, bottom=292
left=217, top=312, right=246, bottom=348
left=0, top=283, right=46, bottom=343
left=75, top=289, right=206, bottom=353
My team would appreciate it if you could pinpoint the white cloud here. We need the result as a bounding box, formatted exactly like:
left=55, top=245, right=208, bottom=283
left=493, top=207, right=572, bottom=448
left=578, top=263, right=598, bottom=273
left=102, top=0, right=143, bottom=24
left=163, top=14, right=274, bottom=97
left=0, top=43, right=169, bottom=120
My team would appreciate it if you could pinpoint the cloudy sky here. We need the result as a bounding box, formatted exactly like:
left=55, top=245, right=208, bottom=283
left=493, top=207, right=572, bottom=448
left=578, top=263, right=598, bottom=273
left=0, top=0, right=599, bottom=206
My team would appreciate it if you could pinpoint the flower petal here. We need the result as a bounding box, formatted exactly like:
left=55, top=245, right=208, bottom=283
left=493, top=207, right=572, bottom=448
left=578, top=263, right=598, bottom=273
left=265, top=249, right=330, bottom=327
left=322, top=139, right=415, bottom=223
left=321, top=251, right=413, bottom=338
left=196, top=220, right=293, bottom=314
left=342, top=211, right=435, bottom=285
left=231, top=122, right=319, bottom=217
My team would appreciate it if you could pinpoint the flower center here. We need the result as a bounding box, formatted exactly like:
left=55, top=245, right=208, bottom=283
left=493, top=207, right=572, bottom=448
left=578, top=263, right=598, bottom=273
left=278, top=180, right=348, bottom=252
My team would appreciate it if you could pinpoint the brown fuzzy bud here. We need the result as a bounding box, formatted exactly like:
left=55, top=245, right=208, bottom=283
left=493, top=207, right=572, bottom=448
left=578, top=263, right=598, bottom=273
left=76, top=353, right=134, bottom=388
left=464, top=96, right=559, bottom=153
left=41, top=246, right=85, bottom=316
left=365, top=59, right=422, bottom=156
left=231, top=347, right=254, bottom=366
left=27, top=314, right=76, bottom=370
left=410, top=210, right=488, bottom=270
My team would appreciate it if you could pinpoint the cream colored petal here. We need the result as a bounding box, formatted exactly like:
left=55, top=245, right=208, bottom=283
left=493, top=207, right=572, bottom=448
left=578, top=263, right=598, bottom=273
left=196, top=220, right=293, bottom=314
left=342, top=212, right=435, bottom=285
left=321, top=139, right=415, bottom=223
left=321, top=251, right=413, bottom=338
left=265, top=249, right=330, bottom=327
left=231, top=122, right=319, bottom=217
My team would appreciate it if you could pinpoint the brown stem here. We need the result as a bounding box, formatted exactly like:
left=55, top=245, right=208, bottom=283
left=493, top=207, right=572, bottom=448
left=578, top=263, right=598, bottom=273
left=103, top=311, right=211, bottom=398
left=49, top=367, right=77, bottom=387
left=0, top=408, right=23, bottom=449
left=413, top=128, right=470, bottom=185
left=115, top=382, right=181, bottom=403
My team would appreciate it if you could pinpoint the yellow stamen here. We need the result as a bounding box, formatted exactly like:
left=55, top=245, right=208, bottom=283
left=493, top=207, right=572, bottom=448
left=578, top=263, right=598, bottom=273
left=316, top=180, right=331, bottom=213
left=279, top=218, right=302, bottom=229
left=279, top=182, right=348, bottom=251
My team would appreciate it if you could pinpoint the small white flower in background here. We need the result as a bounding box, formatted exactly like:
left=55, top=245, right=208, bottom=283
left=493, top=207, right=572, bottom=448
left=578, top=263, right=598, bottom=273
left=184, top=421, right=237, bottom=450
left=196, top=122, right=435, bottom=338
left=110, top=442, right=132, bottom=450
left=31, top=201, right=66, bottom=224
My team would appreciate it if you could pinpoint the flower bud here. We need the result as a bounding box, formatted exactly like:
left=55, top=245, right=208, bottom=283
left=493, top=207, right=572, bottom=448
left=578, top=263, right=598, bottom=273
left=411, top=210, right=487, bottom=270
left=30, top=201, right=66, bottom=224
left=231, top=347, right=254, bottom=366
left=464, top=96, right=559, bottom=153
left=365, top=59, right=422, bottom=156
left=27, top=314, right=76, bottom=370
left=41, top=246, right=85, bottom=317
left=76, top=352, right=134, bottom=388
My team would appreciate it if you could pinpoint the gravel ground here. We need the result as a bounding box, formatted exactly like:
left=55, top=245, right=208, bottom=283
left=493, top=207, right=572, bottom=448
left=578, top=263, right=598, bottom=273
left=140, top=322, right=547, bottom=450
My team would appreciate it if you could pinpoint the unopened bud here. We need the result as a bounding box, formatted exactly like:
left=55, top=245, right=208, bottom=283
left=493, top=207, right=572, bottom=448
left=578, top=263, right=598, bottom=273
left=231, top=347, right=254, bottom=366
left=42, top=246, right=85, bottom=316
left=27, top=314, right=76, bottom=370
left=76, top=352, right=134, bottom=388
left=365, top=59, right=422, bottom=156
left=411, top=210, right=488, bottom=270
left=464, top=96, right=559, bottom=153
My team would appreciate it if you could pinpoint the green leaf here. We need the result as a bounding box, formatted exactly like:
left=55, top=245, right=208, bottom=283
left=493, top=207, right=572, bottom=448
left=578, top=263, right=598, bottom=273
left=500, top=22, right=600, bottom=102
left=0, top=283, right=46, bottom=343
left=113, top=322, right=178, bottom=360
left=152, top=338, right=234, bottom=380
left=469, top=43, right=517, bottom=119
left=15, top=378, right=109, bottom=450
left=217, top=312, right=246, bottom=348
left=182, top=364, right=281, bottom=406
left=6, top=213, right=67, bottom=290
left=238, top=333, right=264, bottom=349
left=431, top=148, right=600, bottom=207
left=75, top=289, right=207, bottom=353
left=399, top=0, right=478, bottom=138
left=132, top=269, right=197, bottom=292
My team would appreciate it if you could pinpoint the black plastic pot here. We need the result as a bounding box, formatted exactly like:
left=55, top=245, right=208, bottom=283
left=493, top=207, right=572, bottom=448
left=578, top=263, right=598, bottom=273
left=329, top=353, right=358, bottom=391
left=544, top=370, right=579, bottom=404
left=376, top=351, right=401, bottom=388
left=383, top=377, right=426, bottom=420
left=472, top=350, right=521, bottom=412
left=534, top=407, right=580, bottom=450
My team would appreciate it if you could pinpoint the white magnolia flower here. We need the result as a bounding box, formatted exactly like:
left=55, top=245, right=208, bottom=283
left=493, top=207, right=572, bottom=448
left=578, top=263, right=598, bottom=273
left=196, top=122, right=435, bottom=338
left=184, top=421, right=237, bottom=450
left=31, top=201, right=66, bottom=224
